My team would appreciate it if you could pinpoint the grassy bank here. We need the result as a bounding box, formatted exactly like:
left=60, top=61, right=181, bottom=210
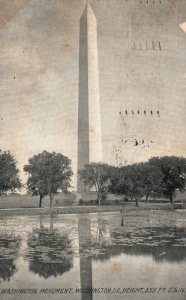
left=0, top=205, right=123, bottom=217
left=0, top=193, right=76, bottom=209
left=0, top=202, right=179, bottom=217
left=0, top=192, right=185, bottom=217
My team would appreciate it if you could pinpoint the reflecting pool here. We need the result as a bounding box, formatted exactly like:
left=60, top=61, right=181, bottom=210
left=0, top=210, right=186, bottom=300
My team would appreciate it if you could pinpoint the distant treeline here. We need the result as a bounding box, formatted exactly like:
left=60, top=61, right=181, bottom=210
left=79, top=157, right=186, bottom=206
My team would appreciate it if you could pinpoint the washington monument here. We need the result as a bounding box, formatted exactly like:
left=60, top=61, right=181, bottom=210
left=77, top=3, right=102, bottom=191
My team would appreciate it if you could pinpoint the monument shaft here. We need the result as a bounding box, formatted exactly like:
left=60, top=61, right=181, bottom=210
left=78, top=4, right=102, bottom=191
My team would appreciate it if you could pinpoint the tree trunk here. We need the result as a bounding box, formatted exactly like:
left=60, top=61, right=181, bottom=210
left=49, top=191, right=53, bottom=209
left=145, top=195, right=148, bottom=203
left=169, top=192, right=173, bottom=204
left=96, top=189, right=101, bottom=206
left=135, top=198, right=139, bottom=207
left=39, top=195, right=43, bottom=208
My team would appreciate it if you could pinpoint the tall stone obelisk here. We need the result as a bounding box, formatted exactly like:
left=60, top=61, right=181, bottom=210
left=77, top=3, right=102, bottom=191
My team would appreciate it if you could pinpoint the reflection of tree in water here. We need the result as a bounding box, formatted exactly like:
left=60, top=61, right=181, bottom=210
left=27, top=216, right=73, bottom=279
left=109, top=225, right=186, bottom=262
left=79, top=218, right=186, bottom=263
left=0, top=233, right=20, bottom=281
left=96, top=219, right=110, bottom=244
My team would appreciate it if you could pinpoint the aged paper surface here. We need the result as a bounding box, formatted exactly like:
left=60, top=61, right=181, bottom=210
left=0, top=0, right=186, bottom=300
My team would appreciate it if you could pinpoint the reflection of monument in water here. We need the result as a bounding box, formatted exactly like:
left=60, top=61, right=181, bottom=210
left=77, top=3, right=102, bottom=191
left=22, top=214, right=186, bottom=299
left=78, top=219, right=93, bottom=300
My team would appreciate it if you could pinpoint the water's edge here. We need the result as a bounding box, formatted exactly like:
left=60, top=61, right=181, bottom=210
left=0, top=204, right=176, bottom=217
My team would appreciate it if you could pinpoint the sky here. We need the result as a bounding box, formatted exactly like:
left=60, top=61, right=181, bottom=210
left=0, top=0, right=186, bottom=189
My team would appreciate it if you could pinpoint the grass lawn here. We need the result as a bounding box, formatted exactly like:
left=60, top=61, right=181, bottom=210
left=0, top=190, right=185, bottom=209
left=0, top=193, right=76, bottom=209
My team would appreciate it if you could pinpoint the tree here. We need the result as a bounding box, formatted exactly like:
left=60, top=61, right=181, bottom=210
left=138, top=163, right=164, bottom=202
left=24, top=151, right=73, bottom=208
left=122, top=164, right=145, bottom=207
left=149, top=156, right=186, bottom=203
left=109, top=166, right=126, bottom=197
left=0, top=150, right=22, bottom=194
left=109, top=164, right=145, bottom=206
left=79, top=163, right=110, bottom=205
left=27, top=176, right=48, bottom=208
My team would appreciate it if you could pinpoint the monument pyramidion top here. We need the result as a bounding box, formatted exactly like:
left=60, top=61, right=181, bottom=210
left=81, top=1, right=96, bottom=19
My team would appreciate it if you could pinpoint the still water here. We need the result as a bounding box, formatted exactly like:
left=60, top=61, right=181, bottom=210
left=0, top=210, right=186, bottom=300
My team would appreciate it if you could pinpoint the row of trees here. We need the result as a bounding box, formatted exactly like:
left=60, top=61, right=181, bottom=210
left=80, top=156, right=186, bottom=206
left=0, top=148, right=186, bottom=207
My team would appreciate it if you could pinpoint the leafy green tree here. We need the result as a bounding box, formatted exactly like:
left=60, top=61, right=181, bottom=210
left=122, top=164, right=145, bottom=206
left=149, top=156, right=186, bottom=203
left=24, top=151, right=73, bottom=208
left=0, top=150, right=22, bottom=194
left=138, top=163, right=164, bottom=202
left=109, top=166, right=126, bottom=197
left=109, top=164, right=145, bottom=206
left=79, top=163, right=110, bottom=205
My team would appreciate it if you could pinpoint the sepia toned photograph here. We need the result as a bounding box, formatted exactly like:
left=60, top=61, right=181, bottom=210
left=0, top=0, right=186, bottom=299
